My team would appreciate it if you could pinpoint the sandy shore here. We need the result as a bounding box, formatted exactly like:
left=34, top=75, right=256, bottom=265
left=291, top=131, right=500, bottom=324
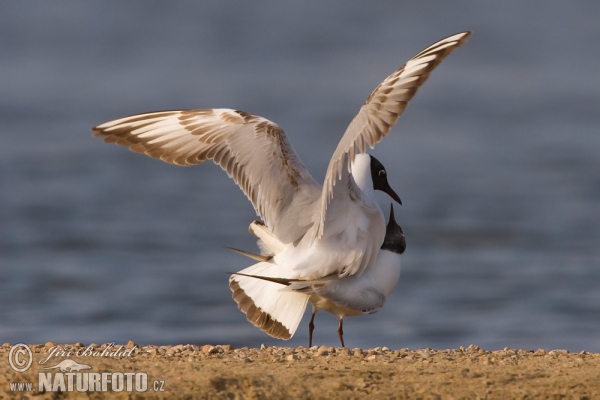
left=2, top=342, right=598, bottom=398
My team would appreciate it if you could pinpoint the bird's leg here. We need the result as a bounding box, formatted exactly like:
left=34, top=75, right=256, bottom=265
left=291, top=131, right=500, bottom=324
left=308, top=311, right=316, bottom=347
left=337, top=318, right=345, bottom=348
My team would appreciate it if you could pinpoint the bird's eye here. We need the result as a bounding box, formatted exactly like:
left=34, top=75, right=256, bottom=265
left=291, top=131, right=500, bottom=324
left=379, top=170, right=386, bottom=177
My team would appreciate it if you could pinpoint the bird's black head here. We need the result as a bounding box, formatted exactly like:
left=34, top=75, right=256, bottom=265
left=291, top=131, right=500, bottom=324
left=370, top=155, right=401, bottom=205
left=381, top=204, right=406, bottom=254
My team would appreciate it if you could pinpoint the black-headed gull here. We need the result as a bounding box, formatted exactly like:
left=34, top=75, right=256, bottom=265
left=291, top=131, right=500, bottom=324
left=93, top=31, right=470, bottom=340
left=231, top=204, right=405, bottom=347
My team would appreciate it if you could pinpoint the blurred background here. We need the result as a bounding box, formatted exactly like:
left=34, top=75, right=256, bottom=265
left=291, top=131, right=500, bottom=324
left=1, top=1, right=599, bottom=352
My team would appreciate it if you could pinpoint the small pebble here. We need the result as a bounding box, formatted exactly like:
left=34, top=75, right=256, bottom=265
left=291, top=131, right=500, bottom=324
left=466, top=344, right=480, bottom=352
left=549, top=349, right=569, bottom=356
left=338, top=348, right=352, bottom=356
left=173, top=345, right=185, bottom=352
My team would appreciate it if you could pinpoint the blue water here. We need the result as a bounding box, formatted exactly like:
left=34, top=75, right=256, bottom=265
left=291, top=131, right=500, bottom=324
left=1, top=2, right=599, bottom=352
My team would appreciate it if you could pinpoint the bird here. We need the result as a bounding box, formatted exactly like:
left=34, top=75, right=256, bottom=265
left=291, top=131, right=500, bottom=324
left=231, top=203, right=405, bottom=347
left=92, top=31, right=470, bottom=340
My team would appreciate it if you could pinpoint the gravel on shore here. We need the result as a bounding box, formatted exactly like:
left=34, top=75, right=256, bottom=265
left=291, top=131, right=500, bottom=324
left=2, top=342, right=598, bottom=398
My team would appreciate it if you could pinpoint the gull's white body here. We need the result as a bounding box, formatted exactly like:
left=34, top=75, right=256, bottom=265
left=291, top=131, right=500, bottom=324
left=230, top=241, right=402, bottom=339
left=93, top=31, right=470, bottom=341
left=309, top=249, right=402, bottom=318
left=272, top=153, right=385, bottom=281
left=231, top=203, right=405, bottom=345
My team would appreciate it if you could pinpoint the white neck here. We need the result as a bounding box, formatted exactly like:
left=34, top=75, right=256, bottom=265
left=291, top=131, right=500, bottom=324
left=351, top=153, right=374, bottom=193
left=371, top=250, right=402, bottom=296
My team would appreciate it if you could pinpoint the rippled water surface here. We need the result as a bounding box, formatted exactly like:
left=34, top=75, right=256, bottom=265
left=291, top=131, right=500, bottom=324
left=1, top=2, right=599, bottom=351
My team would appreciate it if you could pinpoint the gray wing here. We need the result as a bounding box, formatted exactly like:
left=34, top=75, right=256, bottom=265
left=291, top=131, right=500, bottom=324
left=317, top=31, right=471, bottom=238
left=93, top=108, right=321, bottom=242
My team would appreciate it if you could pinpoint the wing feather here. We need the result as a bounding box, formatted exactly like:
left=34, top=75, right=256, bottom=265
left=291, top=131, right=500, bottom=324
left=93, top=108, right=321, bottom=242
left=317, top=31, right=471, bottom=238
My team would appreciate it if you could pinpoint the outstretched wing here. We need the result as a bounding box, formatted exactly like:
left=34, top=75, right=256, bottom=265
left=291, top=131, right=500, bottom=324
left=93, top=109, right=321, bottom=241
left=317, top=31, right=471, bottom=238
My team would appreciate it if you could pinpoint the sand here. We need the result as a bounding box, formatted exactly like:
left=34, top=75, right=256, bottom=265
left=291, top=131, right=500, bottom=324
left=2, top=342, right=598, bottom=399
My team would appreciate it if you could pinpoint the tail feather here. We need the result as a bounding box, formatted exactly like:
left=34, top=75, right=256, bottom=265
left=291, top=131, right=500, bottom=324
left=226, top=247, right=273, bottom=262
left=232, top=271, right=339, bottom=293
left=248, top=220, right=285, bottom=254
left=229, top=262, right=309, bottom=339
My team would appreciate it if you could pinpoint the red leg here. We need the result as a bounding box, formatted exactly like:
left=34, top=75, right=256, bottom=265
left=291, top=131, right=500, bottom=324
left=309, top=311, right=316, bottom=347
left=337, top=318, right=345, bottom=348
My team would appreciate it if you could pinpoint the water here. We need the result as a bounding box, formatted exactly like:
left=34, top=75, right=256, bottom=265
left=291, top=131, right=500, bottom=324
left=1, top=2, right=599, bottom=352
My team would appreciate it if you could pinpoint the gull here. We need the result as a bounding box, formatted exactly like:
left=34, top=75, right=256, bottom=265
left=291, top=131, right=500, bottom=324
left=231, top=204, right=405, bottom=347
left=92, top=31, right=470, bottom=339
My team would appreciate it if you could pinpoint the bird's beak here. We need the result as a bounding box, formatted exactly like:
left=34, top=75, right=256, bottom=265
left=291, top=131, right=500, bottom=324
left=383, top=182, right=402, bottom=205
